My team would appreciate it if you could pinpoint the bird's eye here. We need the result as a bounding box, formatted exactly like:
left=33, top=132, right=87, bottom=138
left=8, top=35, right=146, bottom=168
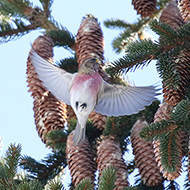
left=76, top=101, right=79, bottom=109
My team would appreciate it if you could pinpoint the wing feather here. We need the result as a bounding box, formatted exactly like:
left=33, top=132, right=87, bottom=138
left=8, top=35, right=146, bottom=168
left=30, top=50, right=74, bottom=105
left=95, top=81, right=159, bottom=116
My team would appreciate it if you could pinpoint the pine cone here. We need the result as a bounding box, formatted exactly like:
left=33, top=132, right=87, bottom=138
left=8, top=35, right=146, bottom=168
left=159, top=1, right=185, bottom=29
left=75, top=14, right=104, bottom=66
left=178, top=0, right=190, bottom=22
left=153, top=103, right=182, bottom=180
left=89, top=111, right=106, bottom=131
left=131, top=119, right=163, bottom=186
left=66, top=133, right=96, bottom=186
left=97, top=136, right=129, bottom=189
left=132, top=0, right=157, bottom=18
left=159, top=2, right=190, bottom=106
left=180, top=130, right=188, bottom=157
left=26, top=36, right=67, bottom=143
left=154, top=102, right=174, bottom=122
left=162, top=50, right=190, bottom=106
left=67, top=105, right=77, bottom=121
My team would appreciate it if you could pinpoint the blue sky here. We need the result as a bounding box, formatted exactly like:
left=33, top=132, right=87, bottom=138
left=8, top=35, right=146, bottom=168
left=0, top=0, right=169, bottom=187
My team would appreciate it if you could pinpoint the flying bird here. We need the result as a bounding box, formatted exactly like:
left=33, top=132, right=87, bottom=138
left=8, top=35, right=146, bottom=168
left=30, top=50, right=159, bottom=145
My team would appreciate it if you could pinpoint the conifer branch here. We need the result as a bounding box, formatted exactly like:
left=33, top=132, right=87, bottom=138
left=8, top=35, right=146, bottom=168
left=0, top=144, right=22, bottom=189
left=140, top=120, right=178, bottom=141
left=159, top=130, right=182, bottom=173
left=98, top=166, right=117, bottom=190
left=46, top=178, right=64, bottom=190
left=0, top=0, right=61, bottom=42
left=45, top=130, right=68, bottom=152
left=104, top=19, right=132, bottom=29
left=112, top=30, right=132, bottom=53
left=4, top=143, right=22, bottom=180
left=107, top=20, right=190, bottom=76
left=17, top=180, right=43, bottom=190
left=39, top=0, right=53, bottom=15
left=46, top=28, right=75, bottom=50
left=104, top=0, right=170, bottom=53
left=0, top=22, right=38, bottom=42
left=74, top=178, right=94, bottom=190
left=149, top=19, right=178, bottom=40
left=107, top=39, right=157, bottom=76
left=20, top=152, right=67, bottom=185
left=171, top=99, right=190, bottom=125
left=156, top=51, right=181, bottom=90
left=57, top=56, right=78, bottom=73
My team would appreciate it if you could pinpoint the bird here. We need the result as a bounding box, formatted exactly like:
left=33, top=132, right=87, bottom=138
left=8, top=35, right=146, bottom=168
left=30, top=49, right=160, bottom=145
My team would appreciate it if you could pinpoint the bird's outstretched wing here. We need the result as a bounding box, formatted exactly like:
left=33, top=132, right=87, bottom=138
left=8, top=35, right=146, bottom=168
left=95, top=81, right=160, bottom=116
left=30, top=49, right=75, bottom=105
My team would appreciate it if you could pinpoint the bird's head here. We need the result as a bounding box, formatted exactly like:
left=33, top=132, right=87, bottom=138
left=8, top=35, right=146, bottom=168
left=78, top=58, right=100, bottom=74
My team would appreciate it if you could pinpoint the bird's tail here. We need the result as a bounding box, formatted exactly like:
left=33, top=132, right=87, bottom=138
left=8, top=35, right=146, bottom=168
left=72, top=121, right=86, bottom=145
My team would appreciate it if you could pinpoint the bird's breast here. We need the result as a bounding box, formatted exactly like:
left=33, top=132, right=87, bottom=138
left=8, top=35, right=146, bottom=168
left=70, top=73, right=101, bottom=96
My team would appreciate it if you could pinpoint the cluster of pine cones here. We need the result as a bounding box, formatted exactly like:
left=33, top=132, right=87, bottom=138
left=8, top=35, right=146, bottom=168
left=26, top=15, right=128, bottom=189
left=131, top=0, right=190, bottom=184
left=26, top=0, right=190, bottom=188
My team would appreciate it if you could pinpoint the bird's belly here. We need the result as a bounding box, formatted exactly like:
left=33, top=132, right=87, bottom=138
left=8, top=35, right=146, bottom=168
left=70, top=77, right=100, bottom=115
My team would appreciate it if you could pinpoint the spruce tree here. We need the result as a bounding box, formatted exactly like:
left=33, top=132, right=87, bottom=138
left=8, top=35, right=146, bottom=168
left=1, top=0, right=190, bottom=189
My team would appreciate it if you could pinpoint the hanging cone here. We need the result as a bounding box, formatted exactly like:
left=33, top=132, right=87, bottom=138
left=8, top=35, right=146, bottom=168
left=165, top=51, right=190, bottom=106
left=89, top=111, right=106, bottom=131
left=66, top=133, right=96, bottom=186
left=75, top=14, right=104, bottom=66
left=131, top=119, right=163, bottom=186
left=75, top=14, right=110, bottom=83
left=97, top=136, right=129, bottom=189
left=178, top=0, right=190, bottom=23
left=26, top=35, right=67, bottom=143
left=180, top=130, right=189, bottom=157
left=66, top=105, right=77, bottom=121
left=153, top=102, right=182, bottom=180
left=132, top=0, right=157, bottom=18
left=159, top=1, right=190, bottom=106
left=159, top=1, right=185, bottom=29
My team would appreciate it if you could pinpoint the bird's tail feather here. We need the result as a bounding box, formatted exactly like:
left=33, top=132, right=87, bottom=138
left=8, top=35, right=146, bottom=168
left=72, top=122, right=86, bottom=145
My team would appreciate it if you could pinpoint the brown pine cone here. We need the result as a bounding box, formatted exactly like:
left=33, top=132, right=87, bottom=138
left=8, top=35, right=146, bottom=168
left=178, top=0, right=190, bottom=22
left=131, top=119, right=163, bottom=186
left=89, top=111, right=106, bottom=131
left=180, top=130, right=189, bottom=157
left=75, top=14, right=104, bottom=66
left=153, top=103, right=182, bottom=180
left=97, top=136, right=129, bottom=189
left=163, top=50, right=190, bottom=106
left=154, top=102, right=173, bottom=122
left=75, top=15, right=110, bottom=83
left=159, top=1, right=185, bottom=29
left=66, top=133, right=96, bottom=186
left=132, top=0, right=157, bottom=18
left=26, top=35, right=67, bottom=143
left=159, top=2, right=189, bottom=106
left=66, top=105, right=77, bottom=121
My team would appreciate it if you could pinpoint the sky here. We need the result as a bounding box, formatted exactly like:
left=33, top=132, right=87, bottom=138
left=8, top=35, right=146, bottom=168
left=0, top=0, right=174, bottom=188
